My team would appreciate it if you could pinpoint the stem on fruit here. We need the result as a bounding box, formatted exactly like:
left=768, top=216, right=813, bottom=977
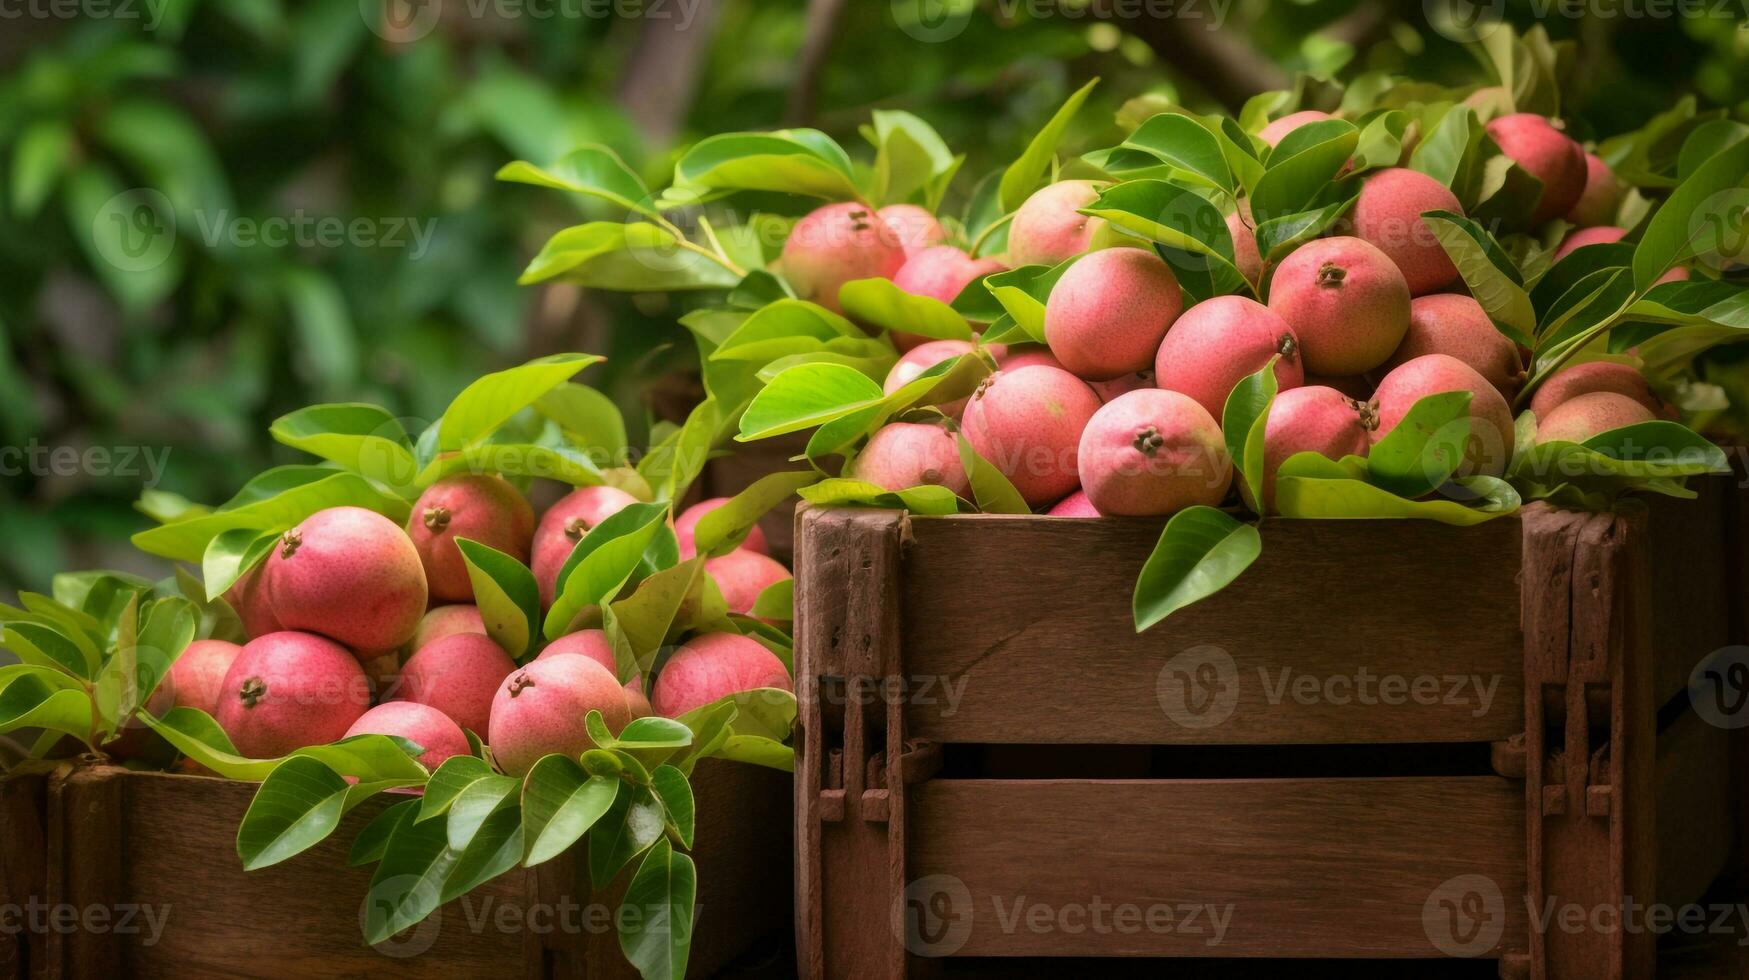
left=239, top=677, right=267, bottom=708
left=422, top=506, right=451, bottom=533
left=1316, top=262, right=1346, bottom=287
left=279, top=528, right=302, bottom=559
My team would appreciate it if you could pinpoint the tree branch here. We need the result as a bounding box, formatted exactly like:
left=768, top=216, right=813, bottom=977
left=786, top=0, right=851, bottom=126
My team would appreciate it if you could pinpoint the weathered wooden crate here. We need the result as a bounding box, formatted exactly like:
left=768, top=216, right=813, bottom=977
left=1, top=758, right=789, bottom=979
left=793, top=474, right=1747, bottom=979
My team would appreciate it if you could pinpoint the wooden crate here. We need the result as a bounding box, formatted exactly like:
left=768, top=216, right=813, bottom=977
left=2, top=758, right=789, bottom=979
left=793, top=476, right=1746, bottom=979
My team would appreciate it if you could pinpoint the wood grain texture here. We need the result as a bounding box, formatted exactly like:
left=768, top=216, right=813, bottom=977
left=907, top=777, right=1527, bottom=959
left=0, top=764, right=53, bottom=980
left=900, top=513, right=1525, bottom=745
left=1643, top=478, right=1734, bottom=708
left=1655, top=709, right=1733, bottom=910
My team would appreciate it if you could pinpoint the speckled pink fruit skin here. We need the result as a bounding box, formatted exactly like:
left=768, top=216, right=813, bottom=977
left=998, top=347, right=1064, bottom=372
left=224, top=564, right=282, bottom=639
left=1568, top=154, right=1624, bottom=227
left=877, top=204, right=947, bottom=257
left=532, top=485, right=639, bottom=606
left=1227, top=211, right=1263, bottom=285
left=1077, top=389, right=1231, bottom=516
left=650, top=633, right=792, bottom=719
left=406, top=474, right=534, bottom=602
left=1554, top=225, right=1626, bottom=261
left=1254, top=386, right=1374, bottom=511
left=780, top=202, right=907, bottom=313
left=884, top=339, right=979, bottom=416
left=1259, top=110, right=1334, bottom=147
left=537, top=629, right=616, bottom=673
left=1486, top=114, right=1586, bottom=226
left=159, top=639, right=242, bottom=717
left=675, top=496, right=769, bottom=561
left=852, top=422, right=970, bottom=496
left=1373, top=354, right=1516, bottom=477
left=962, top=365, right=1102, bottom=507
left=412, top=604, right=486, bottom=653
left=1154, top=295, right=1303, bottom=421
left=890, top=247, right=1005, bottom=351
left=1046, top=489, right=1100, bottom=517
left=1008, top=181, right=1106, bottom=268
left=703, top=549, right=793, bottom=616
left=1351, top=168, right=1462, bottom=296
left=344, top=701, right=470, bottom=769
left=1045, top=248, right=1184, bottom=381
left=1266, top=236, right=1410, bottom=376
left=214, top=632, right=370, bottom=759
left=1529, top=361, right=1663, bottom=419
left=487, top=656, right=631, bottom=777
left=397, top=633, right=517, bottom=736
left=1379, top=294, right=1525, bottom=400
left=1537, top=391, right=1655, bottom=444
left=264, top=507, right=428, bottom=654
left=1091, top=370, right=1155, bottom=403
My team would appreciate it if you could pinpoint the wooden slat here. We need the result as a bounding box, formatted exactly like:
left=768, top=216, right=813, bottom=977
left=1644, top=477, right=1734, bottom=708
left=900, top=514, right=1524, bottom=745
left=907, top=777, right=1527, bottom=959
left=0, top=764, right=52, bottom=980
left=1656, top=709, right=1734, bottom=909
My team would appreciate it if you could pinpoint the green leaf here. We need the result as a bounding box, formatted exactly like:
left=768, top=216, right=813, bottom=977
left=1, top=621, right=98, bottom=678
left=737, top=364, right=886, bottom=441
left=1133, top=507, right=1263, bottom=631
left=363, top=804, right=457, bottom=944
left=236, top=756, right=351, bottom=871
left=11, top=119, right=74, bottom=219
left=457, top=539, right=541, bottom=660
left=674, top=130, right=860, bottom=200
left=1423, top=211, right=1536, bottom=345
left=518, top=222, right=739, bottom=290
left=546, top=504, right=671, bottom=641
left=131, top=468, right=410, bottom=563
left=281, top=268, right=358, bottom=390
left=618, top=839, right=697, bottom=980
left=200, top=527, right=279, bottom=602
left=439, top=792, right=523, bottom=903
left=0, top=673, right=94, bottom=745
left=838, top=277, right=975, bottom=342
left=445, top=774, right=521, bottom=850
left=955, top=434, right=1028, bottom=514
left=588, top=782, right=666, bottom=889
left=535, top=383, right=628, bottom=462
left=270, top=404, right=419, bottom=494
left=982, top=263, right=1077, bottom=343
left=522, top=754, right=621, bottom=865
left=1366, top=391, right=1474, bottom=499
left=438, top=353, right=602, bottom=452
left=1275, top=453, right=1520, bottom=523
left=795, top=479, right=961, bottom=515
left=1221, top=360, right=1279, bottom=510
left=618, top=717, right=695, bottom=750
left=1253, top=119, right=1360, bottom=220
left=868, top=110, right=957, bottom=207
left=349, top=799, right=420, bottom=867
left=608, top=560, right=710, bottom=678
left=1120, top=112, right=1234, bottom=194
left=418, top=755, right=497, bottom=824
left=1080, top=182, right=1249, bottom=296
left=649, top=765, right=695, bottom=849
left=495, top=144, right=659, bottom=220
left=692, top=471, right=818, bottom=558
left=1633, top=136, right=1749, bottom=290
left=749, top=580, right=794, bottom=622
left=999, top=78, right=1100, bottom=212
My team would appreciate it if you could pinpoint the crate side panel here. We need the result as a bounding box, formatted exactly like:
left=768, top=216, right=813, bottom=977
left=901, top=515, right=1524, bottom=744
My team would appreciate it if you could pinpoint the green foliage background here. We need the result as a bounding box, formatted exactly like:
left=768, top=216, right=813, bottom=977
left=2, top=0, right=1745, bottom=599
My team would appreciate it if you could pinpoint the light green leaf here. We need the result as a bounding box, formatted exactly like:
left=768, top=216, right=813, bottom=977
left=518, top=223, right=739, bottom=290
left=618, top=839, right=697, bottom=980
left=457, top=539, right=541, bottom=660
left=437, top=353, right=601, bottom=452
left=999, top=78, right=1100, bottom=212
left=236, top=756, right=351, bottom=871
left=495, top=144, right=658, bottom=220
left=1133, top=506, right=1262, bottom=631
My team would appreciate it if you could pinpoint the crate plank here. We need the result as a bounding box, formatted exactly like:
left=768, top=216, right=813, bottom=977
left=1656, top=710, right=1734, bottom=910
left=899, top=513, right=1524, bottom=745
left=907, top=776, right=1527, bottom=960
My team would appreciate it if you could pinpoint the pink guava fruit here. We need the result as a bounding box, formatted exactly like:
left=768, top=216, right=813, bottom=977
left=532, top=485, right=640, bottom=607
left=674, top=496, right=769, bottom=561
left=1485, top=114, right=1586, bottom=226
left=1378, top=294, right=1525, bottom=400
left=538, top=630, right=650, bottom=715
left=1154, top=295, right=1304, bottom=421
left=487, top=655, right=632, bottom=777
left=1249, top=385, right=1377, bottom=512
left=997, top=346, right=1064, bottom=372
left=1076, top=389, right=1232, bottom=516
left=1266, top=236, right=1411, bottom=376
left=405, top=474, right=535, bottom=603
left=1046, top=489, right=1101, bottom=517
left=223, top=564, right=282, bottom=639
left=155, top=638, right=243, bottom=717
left=851, top=421, right=971, bottom=497
left=1567, top=153, right=1624, bottom=227
left=703, top=548, right=793, bottom=616
left=961, top=364, right=1102, bottom=507
left=1227, top=209, right=1264, bottom=285
left=1528, top=361, right=1665, bottom=419
left=396, top=632, right=518, bottom=736
left=411, top=604, right=486, bottom=653
left=877, top=204, right=947, bottom=256
left=1350, top=167, right=1463, bottom=295
left=263, top=506, right=428, bottom=655
left=1371, top=353, right=1516, bottom=477
left=1536, top=391, right=1655, bottom=444
left=1554, top=225, right=1626, bottom=261
left=1007, top=180, right=1107, bottom=268
left=1044, top=247, right=1185, bottom=381
left=1258, top=110, right=1335, bottom=147
left=779, top=202, right=908, bottom=313
left=650, top=632, right=792, bottom=719
left=883, top=338, right=979, bottom=415
left=214, top=631, right=370, bottom=759
left=344, top=701, right=470, bottom=769
left=889, top=246, right=1005, bottom=350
